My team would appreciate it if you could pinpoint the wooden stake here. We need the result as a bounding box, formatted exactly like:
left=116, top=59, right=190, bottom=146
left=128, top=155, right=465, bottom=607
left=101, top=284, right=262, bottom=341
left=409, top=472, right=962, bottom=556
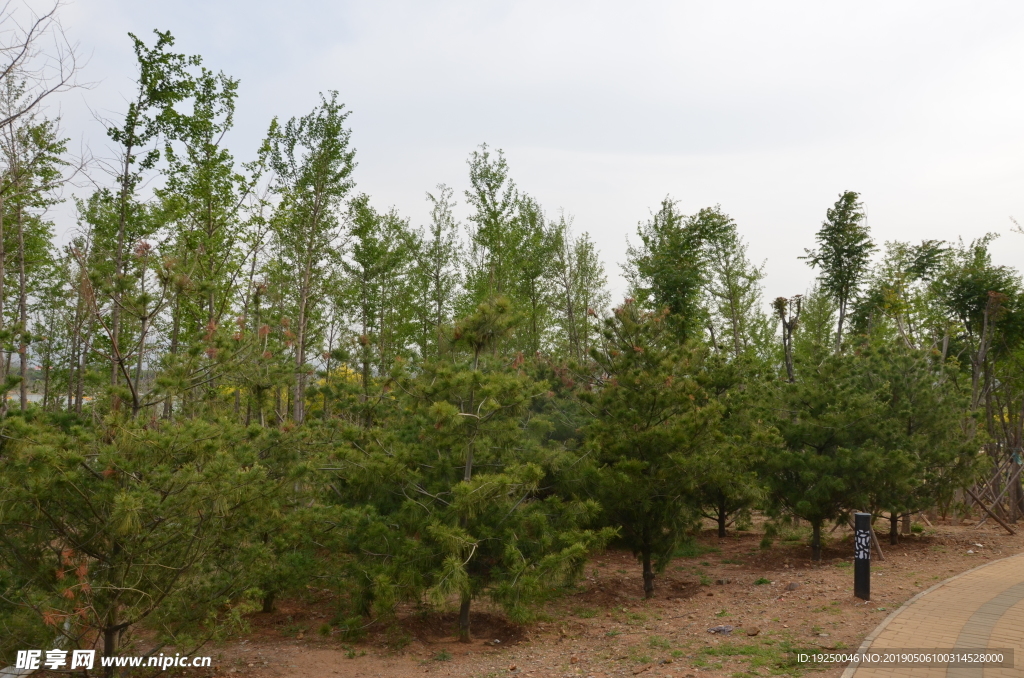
left=965, top=487, right=1016, bottom=535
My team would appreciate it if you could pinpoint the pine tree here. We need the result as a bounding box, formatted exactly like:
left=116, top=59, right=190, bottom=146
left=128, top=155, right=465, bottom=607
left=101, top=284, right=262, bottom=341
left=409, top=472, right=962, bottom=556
left=0, top=418, right=269, bottom=669
left=583, top=300, right=720, bottom=597
left=761, top=347, right=881, bottom=561
left=334, top=298, right=609, bottom=641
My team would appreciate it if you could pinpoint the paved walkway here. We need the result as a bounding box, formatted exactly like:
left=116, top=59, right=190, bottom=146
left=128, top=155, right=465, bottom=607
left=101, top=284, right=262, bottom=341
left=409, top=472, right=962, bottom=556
left=844, top=553, right=1024, bottom=678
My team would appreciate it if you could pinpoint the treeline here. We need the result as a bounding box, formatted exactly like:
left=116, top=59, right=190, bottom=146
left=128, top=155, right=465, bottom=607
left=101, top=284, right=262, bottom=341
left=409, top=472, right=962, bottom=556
left=0, top=27, right=1020, bottom=667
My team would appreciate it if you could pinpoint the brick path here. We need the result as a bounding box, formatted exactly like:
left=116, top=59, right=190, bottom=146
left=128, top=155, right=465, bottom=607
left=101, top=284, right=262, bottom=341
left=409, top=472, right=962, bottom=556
left=843, top=553, right=1024, bottom=678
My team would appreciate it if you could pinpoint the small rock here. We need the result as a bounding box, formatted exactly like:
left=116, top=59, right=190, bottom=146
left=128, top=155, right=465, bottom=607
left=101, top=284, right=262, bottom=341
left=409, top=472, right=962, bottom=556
left=633, top=665, right=653, bottom=675
left=715, top=578, right=731, bottom=585
left=785, top=582, right=801, bottom=591
left=295, top=632, right=304, bottom=640
left=967, top=550, right=975, bottom=554
left=818, top=633, right=829, bottom=637
left=508, top=664, right=517, bottom=671
left=746, top=627, right=761, bottom=636
left=570, top=656, right=579, bottom=664
left=706, top=592, right=714, bottom=597
left=707, top=625, right=734, bottom=635
left=663, top=657, right=673, bottom=664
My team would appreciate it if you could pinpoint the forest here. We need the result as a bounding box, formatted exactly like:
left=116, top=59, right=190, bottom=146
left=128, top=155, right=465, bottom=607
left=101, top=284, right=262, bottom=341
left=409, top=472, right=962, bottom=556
left=1, top=19, right=1022, bottom=670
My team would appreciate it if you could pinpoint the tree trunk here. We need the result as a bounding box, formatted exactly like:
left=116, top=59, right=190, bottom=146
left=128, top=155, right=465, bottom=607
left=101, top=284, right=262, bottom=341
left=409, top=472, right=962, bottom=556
left=458, top=595, right=471, bottom=643
left=0, top=195, right=7, bottom=415
left=17, top=206, right=26, bottom=411
left=102, top=606, right=119, bottom=678
left=262, top=591, right=276, bottom=614
left=889, top=512, right=899, bottom=545
left=901, top=512, right=912, bottom=535
left=811, top=520, right=822, bottom=561
left=835, top=299, right=847, bottom=353
left=717, top=497, right=727, bottom=538
left=163, top=298, right=180, bottom=419
left=42, top=361, right=49, bottom=411
left=642, top=549, right=655, bottom=599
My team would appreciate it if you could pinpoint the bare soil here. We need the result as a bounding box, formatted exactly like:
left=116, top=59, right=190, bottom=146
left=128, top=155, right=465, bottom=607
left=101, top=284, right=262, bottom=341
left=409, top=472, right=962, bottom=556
left=137, top=519, right=1024, bottom=678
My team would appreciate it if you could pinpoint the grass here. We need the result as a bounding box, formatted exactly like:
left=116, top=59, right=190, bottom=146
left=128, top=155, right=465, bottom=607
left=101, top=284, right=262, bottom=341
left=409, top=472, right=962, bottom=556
left=648, top=636, right=671, bottom=649
left=674, top=540, right=721, bottom=558
left=628, top=648, right=654, bottom=664
left=754, top=577, right=771, bottom=585
left=282, top=623, right=307, bottom=637
left=433, top=650, right=452, bottom=662
left=721, top=558, right=744, bottom=565
left=573, top=607, right=598, bottom=618
left=698, top=639, right=819, bottom=676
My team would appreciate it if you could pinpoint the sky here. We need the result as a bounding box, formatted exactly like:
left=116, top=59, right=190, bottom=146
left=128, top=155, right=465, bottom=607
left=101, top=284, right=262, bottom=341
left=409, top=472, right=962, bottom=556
left=41, top=0, right=1024, bottom=303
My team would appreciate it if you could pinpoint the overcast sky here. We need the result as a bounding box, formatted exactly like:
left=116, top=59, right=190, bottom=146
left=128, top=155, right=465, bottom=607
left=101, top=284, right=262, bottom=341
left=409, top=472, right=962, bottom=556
left=48, top=0, right=1024, bottom=303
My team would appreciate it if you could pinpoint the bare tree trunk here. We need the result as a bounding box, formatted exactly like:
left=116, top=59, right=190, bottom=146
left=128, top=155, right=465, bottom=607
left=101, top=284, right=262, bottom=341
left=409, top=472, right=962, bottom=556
left=458, top=595, right=472, bottom=643
left=717, top=496, right=728, bottom=538
left=0, top=194, right=6, bottom=403
left=17, top=206, right=26, bottom=411
left=835, top=299, right=846, bottom=353
left=76, top=317, right=93, bottom=415
left=41, top=360, right=49, bottom=411
left=163, top=297, right=180, bottom=419
left=642, top=548, right=655, bottom=599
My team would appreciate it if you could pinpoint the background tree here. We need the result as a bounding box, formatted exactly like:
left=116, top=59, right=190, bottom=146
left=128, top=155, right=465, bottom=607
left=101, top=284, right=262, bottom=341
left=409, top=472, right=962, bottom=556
left=802, top=191, right=875, bottom=352
left=265, top=91, right=355, bottom=423
left=548, top=213, right=609, bottom=362
left=411, top=184, right=462, bottom=359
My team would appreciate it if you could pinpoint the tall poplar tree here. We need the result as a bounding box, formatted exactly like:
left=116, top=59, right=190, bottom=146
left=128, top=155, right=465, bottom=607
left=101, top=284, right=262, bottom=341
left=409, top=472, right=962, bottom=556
left=803, top=191, right=875, bottom=352
left=266, top=91, right=355, bottom=423
left=549, top=214, right=608, bottom=362
left=411, top=184, right=462, bottom=359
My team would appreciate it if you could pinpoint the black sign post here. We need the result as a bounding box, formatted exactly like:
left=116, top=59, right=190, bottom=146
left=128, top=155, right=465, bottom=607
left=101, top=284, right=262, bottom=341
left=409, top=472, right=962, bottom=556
left=854, top=512, right=871, bottom=600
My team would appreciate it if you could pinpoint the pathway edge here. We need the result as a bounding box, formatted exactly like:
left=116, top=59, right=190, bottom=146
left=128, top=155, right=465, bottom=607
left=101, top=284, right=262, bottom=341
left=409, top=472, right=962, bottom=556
left=839, top=551, right=1024, bottom=678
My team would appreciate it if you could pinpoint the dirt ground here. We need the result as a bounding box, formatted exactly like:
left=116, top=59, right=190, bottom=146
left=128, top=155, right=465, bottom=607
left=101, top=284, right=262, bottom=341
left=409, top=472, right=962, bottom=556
left=152, top=518, right=1024, bottom=678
